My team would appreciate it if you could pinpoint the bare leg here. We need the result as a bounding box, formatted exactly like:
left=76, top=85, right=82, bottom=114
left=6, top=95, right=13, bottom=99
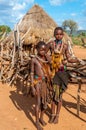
left=35, top=86, right=43, bottom=130
left=49, top=101, right=55, bottom=123
left=39, top=104, right=47, bottom=126
left=53, top=99, right=62, bottom=124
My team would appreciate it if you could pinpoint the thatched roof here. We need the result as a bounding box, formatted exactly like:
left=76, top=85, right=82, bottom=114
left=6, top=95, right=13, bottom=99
left=18, top=4, right=58, bottom=45
left=19, top=4, right=57, bottom=32
left=2, top=4, right=73, bottom=46
left=2, top=4, right=57, bottom=45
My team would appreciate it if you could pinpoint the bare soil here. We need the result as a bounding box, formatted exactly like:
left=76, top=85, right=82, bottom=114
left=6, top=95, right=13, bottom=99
left=0, top=45, right=86, bottom=130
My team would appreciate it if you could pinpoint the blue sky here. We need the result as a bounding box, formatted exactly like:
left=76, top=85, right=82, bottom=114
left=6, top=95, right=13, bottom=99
left=0, top=0, right=86, bottom=30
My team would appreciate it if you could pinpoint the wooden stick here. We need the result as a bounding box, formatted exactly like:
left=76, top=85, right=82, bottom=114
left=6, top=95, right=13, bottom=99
left=77, top=78, right=82, bottom=116
left=21, top=27, right=31, bottom=41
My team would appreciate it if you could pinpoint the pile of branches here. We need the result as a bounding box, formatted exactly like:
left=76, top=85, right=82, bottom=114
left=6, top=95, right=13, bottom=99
left=0, top=25, right=32, bottom=91
left=67, top=60, right=86, bottom=84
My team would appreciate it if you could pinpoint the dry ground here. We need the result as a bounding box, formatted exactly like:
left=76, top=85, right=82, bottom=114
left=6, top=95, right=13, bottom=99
left=0, top=45, right=86, bottom=130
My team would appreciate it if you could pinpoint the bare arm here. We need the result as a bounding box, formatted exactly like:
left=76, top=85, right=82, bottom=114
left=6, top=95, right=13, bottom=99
left=46, top=41, right=54, bottom=54
left=65, top=43, right=80, bottom=63
left=46, top=42, right=51, bottom=53
left=30, top=58, right=35, bottom=87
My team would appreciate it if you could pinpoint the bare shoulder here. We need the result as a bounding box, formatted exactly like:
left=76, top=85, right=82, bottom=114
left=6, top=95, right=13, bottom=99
left=63, top=42, right=68, bottom=46
left=63, top=42, right=68, bottom=49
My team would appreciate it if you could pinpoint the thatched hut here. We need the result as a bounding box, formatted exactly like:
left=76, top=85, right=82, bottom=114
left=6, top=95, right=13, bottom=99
left=1, top=4, right=73, bottom=52
left=2, top=5, right=57, bottom=46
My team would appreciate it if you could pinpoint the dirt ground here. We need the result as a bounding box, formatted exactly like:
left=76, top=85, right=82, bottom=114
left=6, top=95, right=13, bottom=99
left=0, top=45, right=86, bottom=130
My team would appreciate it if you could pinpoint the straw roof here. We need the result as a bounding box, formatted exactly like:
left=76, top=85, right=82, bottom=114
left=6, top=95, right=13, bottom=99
left=1, top=4, right=57, bottom=45
left=2, top=4, right=73, bottom=46
left=18, top=4, right=58, bottom=45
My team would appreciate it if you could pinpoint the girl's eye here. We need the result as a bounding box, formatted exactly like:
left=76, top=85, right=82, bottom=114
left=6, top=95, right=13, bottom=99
left=56, top=34, right=63, bottom=35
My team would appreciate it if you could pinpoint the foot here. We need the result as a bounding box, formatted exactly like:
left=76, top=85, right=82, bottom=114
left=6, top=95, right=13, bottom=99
left=53, top=115, right=59, bottom=124
left=48, top=115, right=55, bottom=123
left=39, top=118, right=47, bottom=126
left=36, top=122, right=43, bottom=130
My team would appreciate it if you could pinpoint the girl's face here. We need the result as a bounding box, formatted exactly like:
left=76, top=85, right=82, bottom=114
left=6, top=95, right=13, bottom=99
left=55, top=29, right=64, bottom=40
left=38, top=45, right=46, bottom=56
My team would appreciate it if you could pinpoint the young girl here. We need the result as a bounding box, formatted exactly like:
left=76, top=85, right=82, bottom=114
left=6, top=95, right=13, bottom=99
left=30, top=41, right=51, bottom=130
left=46, top=27, right=80, bottom=124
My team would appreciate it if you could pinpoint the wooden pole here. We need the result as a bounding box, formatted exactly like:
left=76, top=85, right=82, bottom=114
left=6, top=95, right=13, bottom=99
left=77, top=78, right=82, bottom=116
left=12, top=24, right=18, bottom=68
